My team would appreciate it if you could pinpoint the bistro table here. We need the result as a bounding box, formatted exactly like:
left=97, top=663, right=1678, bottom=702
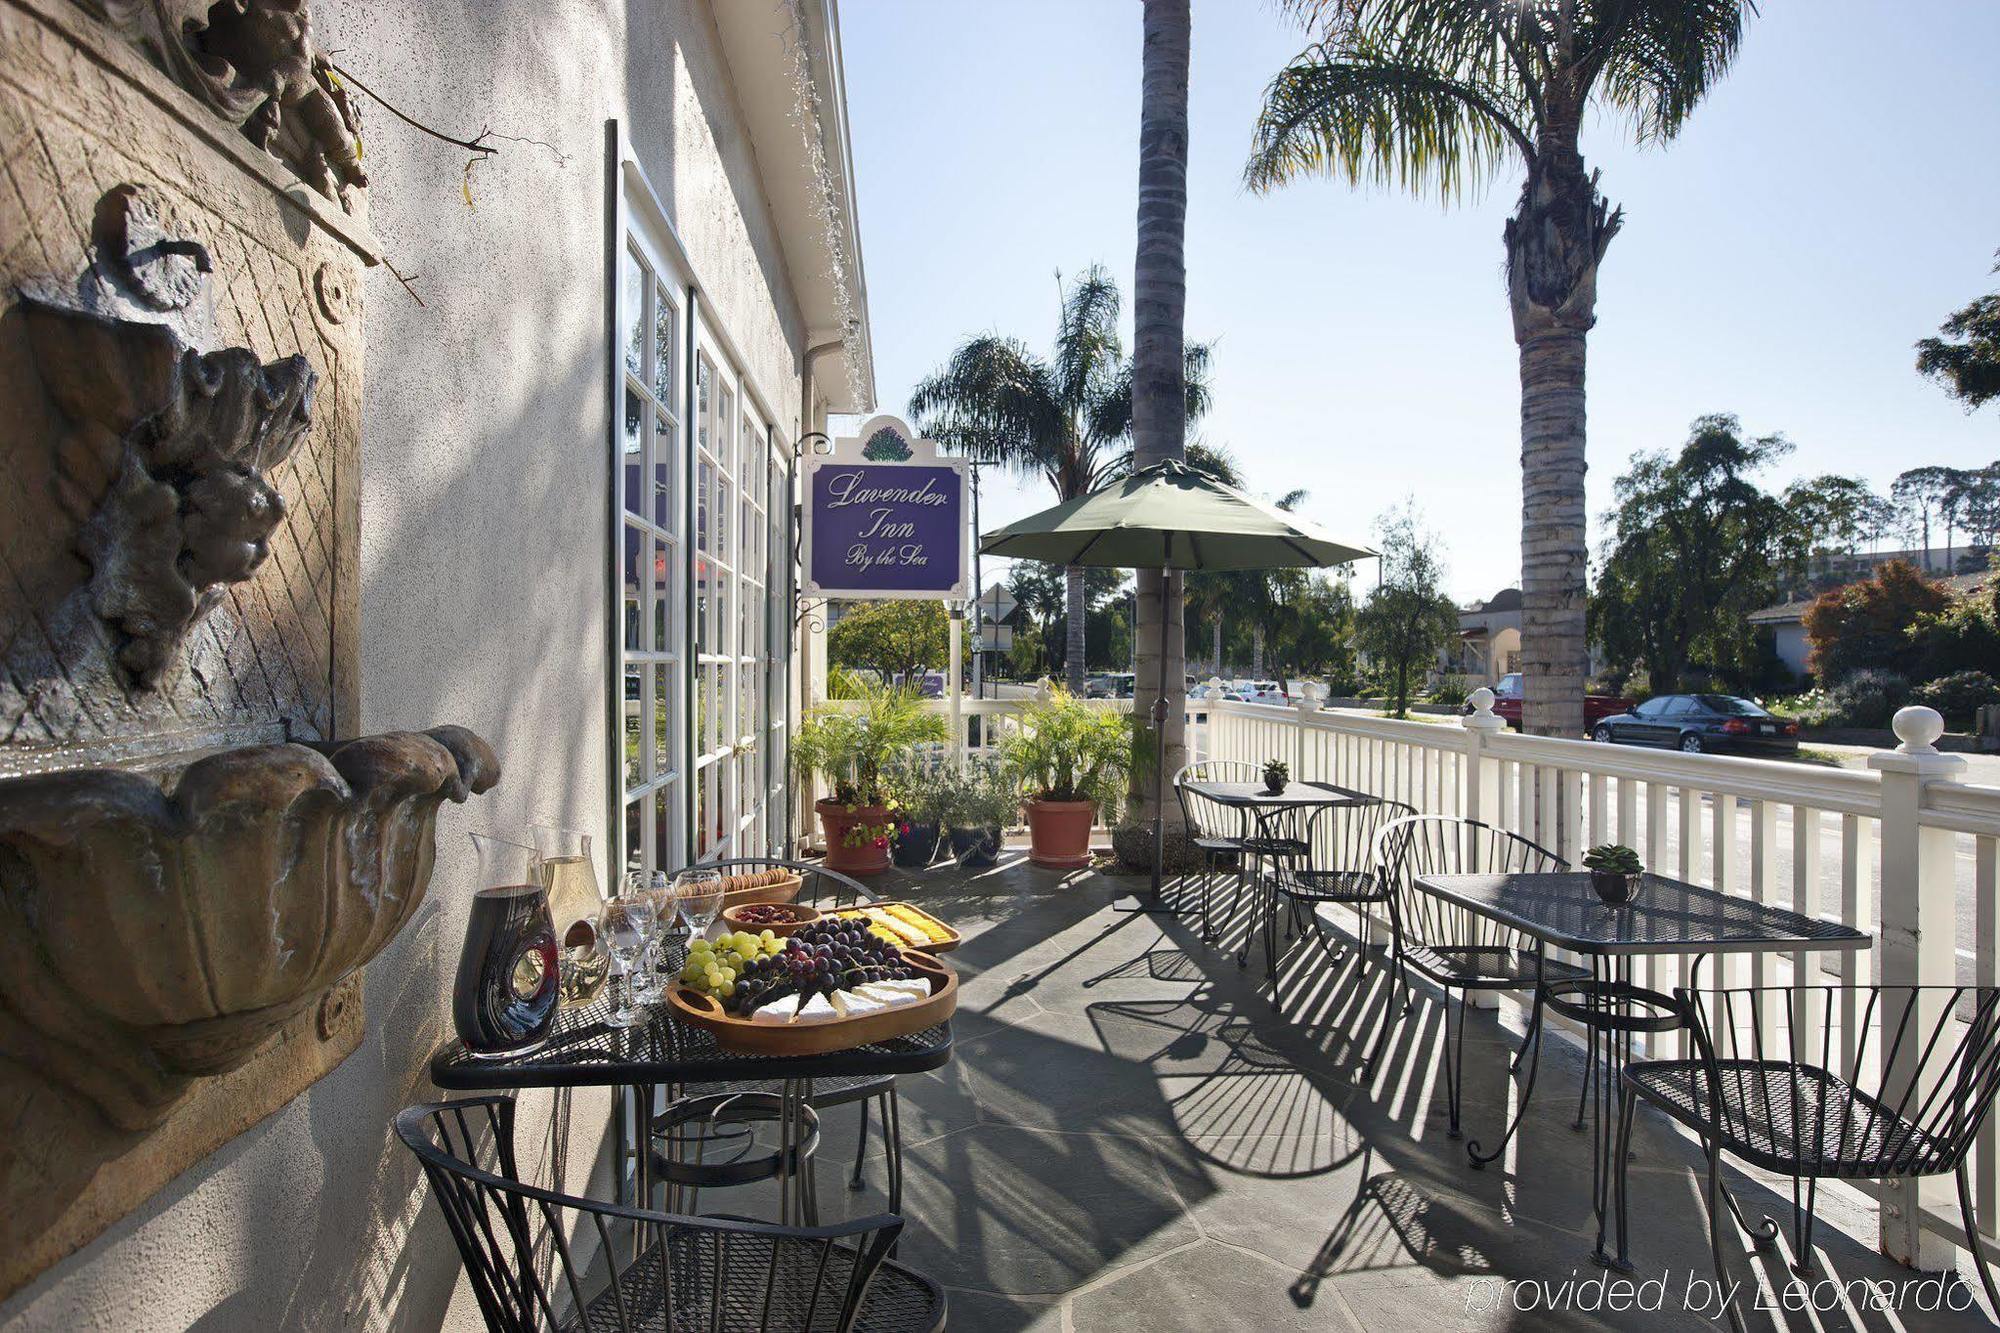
left=1411, top=870, right=1869, bottom=1270
left=429, top=954, right=954, bottom=1237
left=1180, top=779, right=1379, bottom=961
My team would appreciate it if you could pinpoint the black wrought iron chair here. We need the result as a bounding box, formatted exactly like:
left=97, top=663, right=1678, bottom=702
left=397, top=1096, right=946, bottom=1332
left=1265, top=798, right=1414, bottom=1013
left=1173, top=760, right=1258, bottom=941
left=1372, top=816, right=1584, bottom=1139
left=1618, top=984, right=2000, bottom=1328
left=659, top=859, right=903, bottom=1214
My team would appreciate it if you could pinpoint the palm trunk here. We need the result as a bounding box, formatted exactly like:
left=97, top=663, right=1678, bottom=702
left=1506, top=127, right=1618, bottom=741
left=1251, top=624, right=1265, bottom=677
left=1064, top=565, right=1086, bottom=694
left=1211, top=616, right=1222, bottom=679
left=1129, top=0, right=1191, bottom=842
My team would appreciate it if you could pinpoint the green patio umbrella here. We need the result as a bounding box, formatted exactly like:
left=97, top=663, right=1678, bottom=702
left=979, top=459, right=1375, bottom=901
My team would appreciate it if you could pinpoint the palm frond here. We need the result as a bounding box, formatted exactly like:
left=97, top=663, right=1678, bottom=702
left=1052, top=265, right=1124, bottom=412
left=908, top=334, right=1063, bottom=476
left=1246, top=35, right=1531, bottom=200
left=1593, top=0, right=1755, bottom=142
left=1184, top=439, right=1243, bottom=487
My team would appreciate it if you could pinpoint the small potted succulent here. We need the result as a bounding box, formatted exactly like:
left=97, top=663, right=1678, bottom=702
left=941, top=755, right=1017, bottom=870
left=886, top=748, right=947, bottom=868
left=1261, top=758, right=1289, bottom=795
left=1583, top=843, right=1644, bottom=905
left=793, top=684, right=948, bottom=876
left=1002, top=691, right=1130, bottom=869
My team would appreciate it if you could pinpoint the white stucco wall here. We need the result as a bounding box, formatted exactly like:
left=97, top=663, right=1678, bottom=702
left=1, top=2, right=811, bottom=1328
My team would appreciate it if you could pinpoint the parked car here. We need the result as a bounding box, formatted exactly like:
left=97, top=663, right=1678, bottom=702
left=1592, top=694, right=1801, bottom=755
left=1242, top=681, right=1290, bottom=705
left=1471, top=673, right=1634, bottom=732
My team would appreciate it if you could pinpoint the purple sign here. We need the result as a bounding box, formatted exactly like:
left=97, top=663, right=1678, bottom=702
left=805, top=462, right=966, bottom=597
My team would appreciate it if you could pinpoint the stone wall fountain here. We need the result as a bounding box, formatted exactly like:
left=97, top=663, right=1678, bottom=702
left=0, top=0, right=496, bottom=1297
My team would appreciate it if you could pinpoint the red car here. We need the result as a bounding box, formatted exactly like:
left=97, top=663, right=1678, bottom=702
left=1469, top=673, right=1634, bottom=733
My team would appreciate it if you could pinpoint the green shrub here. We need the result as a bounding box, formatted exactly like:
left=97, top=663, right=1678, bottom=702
left=1825, top=670, right=1909, bottom=730
left=1426, top=673, right=1477, bottom=707
left=1002, top=690, right=1132, bottom=816
left=793, top=683, right=949, bottom=806
left=1911, top=670, right=2000, bottom=729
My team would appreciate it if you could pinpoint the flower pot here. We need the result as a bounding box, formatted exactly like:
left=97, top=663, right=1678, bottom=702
left=816, top=800, right=892, bottom=876
left=947, top=824, right=1003, bottom=869
left=1024, top=798, right=1096, bottom=869
left=893, top=821, right=942, bottom=868
left=1262, top=776, right=1288, bottom=796
left=1590, top=869, right=1639, bottom=905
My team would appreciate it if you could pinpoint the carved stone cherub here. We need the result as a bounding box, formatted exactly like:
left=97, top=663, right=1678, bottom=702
left=198, top=0, right=366, bottom=194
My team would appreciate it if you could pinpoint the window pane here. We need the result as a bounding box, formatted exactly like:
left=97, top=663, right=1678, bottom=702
left=654, top=668, right=673, bottom=776
left=695, top=763, right=713, bottom=858
left=623, top=247, right=647, bottom=379
left=623, top=525, right=644, bottom=652
left=654, top=790, right=677, bottom=874
left=624, top=797, right=643, bottom=880
left=624, top=664, right=645, bottom=788
left=696, top=454, right=712, bottom=553
left=652, top=538, right=671, bottom=653
left=717, top=476, right=730, bottom=552
left=653, top=410, right=675, bottom=528
left=695, top=357, right=712, bottom=453
left=653, top=284, right=677, bottom=404
left=623, top=388, right=644, bottom=516
left=717, top=385, right=735, bottom=475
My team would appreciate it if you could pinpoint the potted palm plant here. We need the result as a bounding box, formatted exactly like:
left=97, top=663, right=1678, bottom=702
left=1002, top=691, right=1131, bottom=869
left=941, top=755, right=1017, bottom=869
left=793, top=684, right=948, bottom=876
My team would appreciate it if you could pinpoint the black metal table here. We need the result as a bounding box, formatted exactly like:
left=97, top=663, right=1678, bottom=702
left=1412, top=871, right=1869, bottom=1270
left=1184, top=780, right=1378, bottom=964
left=430, top=973, right=954, bottom=1231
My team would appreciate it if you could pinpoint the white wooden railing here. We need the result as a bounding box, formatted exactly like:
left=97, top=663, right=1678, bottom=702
left=1202, top=691, right=2000, bottom=1271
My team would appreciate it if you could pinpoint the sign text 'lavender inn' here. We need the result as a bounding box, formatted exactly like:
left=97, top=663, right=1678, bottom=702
left=802, top=417, right=970, bottom=601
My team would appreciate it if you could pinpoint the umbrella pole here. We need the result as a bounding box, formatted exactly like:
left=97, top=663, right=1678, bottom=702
left=1149, top=571, right=1169, bottom=901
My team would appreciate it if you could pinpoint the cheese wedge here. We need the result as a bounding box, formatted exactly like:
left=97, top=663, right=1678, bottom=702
left=796, top=993, right=838, bottom=1021
left=830, top=988, right=887, bottom=1017
left=751, top=994, right=800, bottom=1024
left=856, top=980, right=928, bottom=1007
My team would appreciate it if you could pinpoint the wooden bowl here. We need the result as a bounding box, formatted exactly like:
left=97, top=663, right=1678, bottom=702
left=718, top=901, right=820, bottom=937
left=666, top=951, right=956, bottom=1055
left=718, top=871, right=803, bottom=910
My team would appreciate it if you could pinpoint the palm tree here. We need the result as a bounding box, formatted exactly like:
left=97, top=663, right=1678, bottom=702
left=910, top=266, right=1212, bottom=693
left=1246, top=0, right=1753, bottom=736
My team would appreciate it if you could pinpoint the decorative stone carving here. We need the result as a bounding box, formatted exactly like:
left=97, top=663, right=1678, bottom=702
left=23, top=290, right=316, bottom=688
left=0, top=726, right=499, bottom=1131
left=73, top=0, right=365, bottom=204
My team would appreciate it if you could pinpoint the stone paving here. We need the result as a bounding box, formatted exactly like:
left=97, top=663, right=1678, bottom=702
left=800, top=855, right=1998, bottom=1331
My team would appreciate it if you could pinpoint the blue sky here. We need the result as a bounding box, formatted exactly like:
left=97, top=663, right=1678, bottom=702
left=837, top=0, right=2000, bottom=602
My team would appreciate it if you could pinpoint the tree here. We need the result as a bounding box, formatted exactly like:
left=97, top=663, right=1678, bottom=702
left=1131, top=0, right=1194, bottom=833
left=909, top=268, right=1212, bottom=694
left=1916, top=252, right=2000, bottom=412
left=1782, top=474, right=1895, bottom=575
left=1803, top=560, right=1952, bottom=682
left=1590, top=415, right=1792, bottom=691
left=1246, top=0, right=1754, bottom=736
left=1355, top=503, right=1458, bottom=718
left=1892, top=466, right=1962, bottom=571
left=827, top=601, right=953, bottom=684
left=1274, top=574, right=1356, bottom=680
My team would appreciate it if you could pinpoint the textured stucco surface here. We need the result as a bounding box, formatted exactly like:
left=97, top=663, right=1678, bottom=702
left=1, top=1, right=809, bottom=1327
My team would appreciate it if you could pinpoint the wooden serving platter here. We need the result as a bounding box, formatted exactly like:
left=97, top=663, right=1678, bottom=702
left=718, top=871, right=803, bottom=910
left=827, top=902, right=962, bottom=954
left=666, top=951, right=956, bottom=1055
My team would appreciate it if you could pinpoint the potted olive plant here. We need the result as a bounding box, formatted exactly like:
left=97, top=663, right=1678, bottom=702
left=941, top=755, right=1017, bottom=870
left=792, top=684, right=948, bottom=876
left=1002, top=691, right=1131, bottom=869
left=1582, top=843, right=1644, bottom=905
left=886, top=748, right=948, bottom=868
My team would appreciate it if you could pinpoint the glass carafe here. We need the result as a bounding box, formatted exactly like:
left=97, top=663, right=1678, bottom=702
left=453, top=832, right=559, bottom=1058
left=535, top=824, right=609, bottom=1006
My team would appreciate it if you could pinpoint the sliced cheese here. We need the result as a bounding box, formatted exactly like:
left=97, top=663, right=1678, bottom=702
left=796, top=993, right=838, bottom=1021
left=832, top=988, right=887, bottom=1016
left=856, top=980, right=927, bottom=1007
left=751, top=994, right=800, bottom=1024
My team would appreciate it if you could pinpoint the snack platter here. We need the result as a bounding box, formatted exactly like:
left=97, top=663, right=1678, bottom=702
left=828, top=901, right=961, bottom=953
left=668, top=948, right=956, bottom=1056
left=718, top=869, right=803, bottom=909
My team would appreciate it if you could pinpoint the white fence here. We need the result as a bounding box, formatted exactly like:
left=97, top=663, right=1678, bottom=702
left=1202, top=693, right=2000, bottom=1271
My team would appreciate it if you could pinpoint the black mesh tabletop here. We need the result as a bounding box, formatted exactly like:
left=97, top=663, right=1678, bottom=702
left=1412, top=872, right=1871, bottom=958
left=430, top=986, right=953, bottom=1091
left=1184, top=780, right=1375, bottom=809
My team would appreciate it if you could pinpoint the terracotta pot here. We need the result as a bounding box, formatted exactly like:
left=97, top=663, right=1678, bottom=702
left=816, top=800, right=892, bottom=876
left=1024, top=798, right=1096, bottom=869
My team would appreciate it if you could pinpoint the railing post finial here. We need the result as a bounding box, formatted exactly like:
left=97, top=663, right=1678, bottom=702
left=1892, top=705, right=1946, bottom=757
left=1462, top=687, right=1503, bottom=734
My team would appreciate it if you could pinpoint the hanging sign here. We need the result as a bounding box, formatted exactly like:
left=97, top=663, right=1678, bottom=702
left=801, top=415, right=969, bottom=600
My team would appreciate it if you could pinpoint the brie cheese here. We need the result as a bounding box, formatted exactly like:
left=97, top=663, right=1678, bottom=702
left=751, top=994, right=800, bottom=1024
left=832, top=988, right=887, bottom=1017
left=797, top=993, right=838, bottom=1021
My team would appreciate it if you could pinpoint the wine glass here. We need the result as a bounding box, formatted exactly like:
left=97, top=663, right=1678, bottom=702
left=670, top=866, right=725, bottom=941
left=598, top=889, right=658, bottom=1029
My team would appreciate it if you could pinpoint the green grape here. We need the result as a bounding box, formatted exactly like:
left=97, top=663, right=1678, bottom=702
left=759, top=929, right=777, bottom=944
left=717, top=979, right=735, bottom=998
left=689, top=938, right=713, bottom=955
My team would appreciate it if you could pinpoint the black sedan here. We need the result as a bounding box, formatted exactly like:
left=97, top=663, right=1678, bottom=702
left=1591, top=694, right=1800, bottom=755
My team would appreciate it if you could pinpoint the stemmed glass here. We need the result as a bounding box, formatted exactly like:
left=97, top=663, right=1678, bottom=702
left=670, top=866, right=725, bottom=942
left=598, top=887, right=659, bottom=1029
